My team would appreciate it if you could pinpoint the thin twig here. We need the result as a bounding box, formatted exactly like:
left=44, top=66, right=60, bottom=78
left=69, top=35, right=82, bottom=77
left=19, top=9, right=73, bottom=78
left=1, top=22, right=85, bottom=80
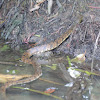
left=91, top=30, right=100, bottom=72
left=0, top=60, right=23, bottom=67
left=0, top=61, right=15, bottom=65
left=70, top=0, right=77, bottom=16
left=88, top=6, right=100, bottom=9
left=39, top=78, right=64, bottom=86
left=12, top=86, right=63, bottom=100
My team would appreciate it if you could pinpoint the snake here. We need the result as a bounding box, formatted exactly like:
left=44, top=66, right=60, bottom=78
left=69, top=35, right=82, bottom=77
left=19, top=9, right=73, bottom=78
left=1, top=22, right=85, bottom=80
left=1, top=22, right=77, bottom=93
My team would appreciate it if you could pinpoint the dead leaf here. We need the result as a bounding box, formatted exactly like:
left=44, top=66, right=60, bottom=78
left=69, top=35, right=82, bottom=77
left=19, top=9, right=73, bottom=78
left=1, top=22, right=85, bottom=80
left=71, top=52, right=86, bottom=63
left=0, top=74, right=32, bottom=83
left=44, top=87, right=57, bottom=93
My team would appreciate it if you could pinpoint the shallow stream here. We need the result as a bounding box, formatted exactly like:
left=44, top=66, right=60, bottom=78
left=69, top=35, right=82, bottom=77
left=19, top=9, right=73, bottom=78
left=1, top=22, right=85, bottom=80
left=0, top=40, right=100, bottom=100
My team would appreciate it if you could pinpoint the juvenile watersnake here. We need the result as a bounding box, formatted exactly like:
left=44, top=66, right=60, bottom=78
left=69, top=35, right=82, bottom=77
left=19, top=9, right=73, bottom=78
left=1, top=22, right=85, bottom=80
left=1, top=22, right=77, bottom=93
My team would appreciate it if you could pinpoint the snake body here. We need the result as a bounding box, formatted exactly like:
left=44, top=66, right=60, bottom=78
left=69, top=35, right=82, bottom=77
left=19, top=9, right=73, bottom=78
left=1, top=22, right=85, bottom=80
left=1, top=23, right=76, bottom=93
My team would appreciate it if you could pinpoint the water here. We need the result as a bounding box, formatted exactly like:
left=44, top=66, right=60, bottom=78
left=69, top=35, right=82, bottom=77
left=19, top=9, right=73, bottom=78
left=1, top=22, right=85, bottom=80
left=0, top=41, right=100, bottom=100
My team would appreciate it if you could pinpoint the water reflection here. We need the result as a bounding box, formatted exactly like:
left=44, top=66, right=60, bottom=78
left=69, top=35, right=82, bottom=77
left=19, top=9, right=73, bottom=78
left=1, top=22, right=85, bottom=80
left=0, top=42, right=100, bottom=100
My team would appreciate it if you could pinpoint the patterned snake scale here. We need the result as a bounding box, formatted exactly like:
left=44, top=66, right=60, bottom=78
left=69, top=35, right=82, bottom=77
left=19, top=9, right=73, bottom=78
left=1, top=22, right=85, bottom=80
left=1, top=22, right=77, bottom=93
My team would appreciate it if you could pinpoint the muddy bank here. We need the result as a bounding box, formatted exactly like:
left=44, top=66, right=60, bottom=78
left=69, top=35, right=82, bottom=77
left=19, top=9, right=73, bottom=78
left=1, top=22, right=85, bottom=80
left=0, top=0, right=100, bottom=61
